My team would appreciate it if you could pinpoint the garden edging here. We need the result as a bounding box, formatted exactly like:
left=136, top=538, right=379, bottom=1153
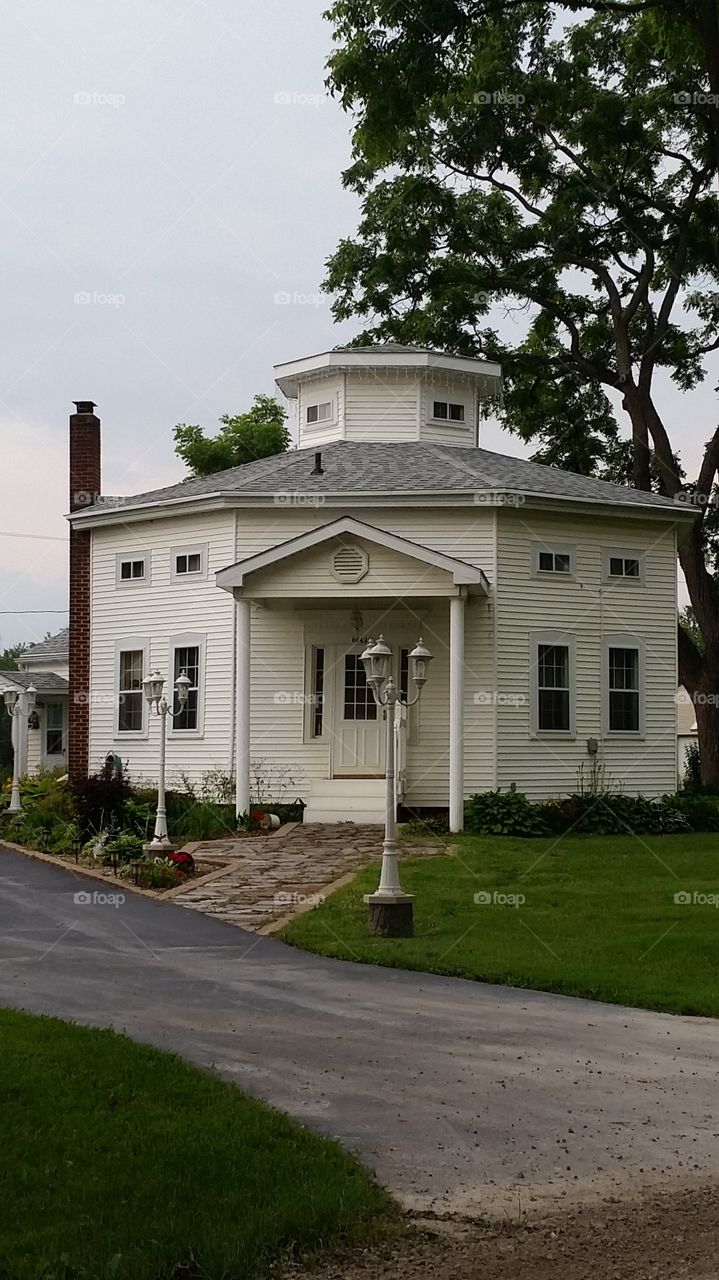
left=0, top=838, right=231, bottom=903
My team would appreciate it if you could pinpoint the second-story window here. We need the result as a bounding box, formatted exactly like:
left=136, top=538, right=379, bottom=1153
left=120, top=559, right=145, bottom=581
left=116, top=552, right=150, bottom=587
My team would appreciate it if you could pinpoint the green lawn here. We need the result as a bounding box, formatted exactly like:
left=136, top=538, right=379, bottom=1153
left=282, top=833, right=719, bottom=1017
left=0, top=1009, right=392, bottom=1280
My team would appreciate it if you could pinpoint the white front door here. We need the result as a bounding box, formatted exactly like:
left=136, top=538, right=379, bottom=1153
left=332, top=647, right=385, bottom=776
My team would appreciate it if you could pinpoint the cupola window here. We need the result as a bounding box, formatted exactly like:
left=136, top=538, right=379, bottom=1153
left=306, top=401, right=333, bottom=425
left=433, top=400, right=465, bottom=422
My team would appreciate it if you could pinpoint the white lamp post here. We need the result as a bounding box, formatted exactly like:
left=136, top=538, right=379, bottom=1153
left=142, top=669, right=191, bottom=847
left=3, top=684, right=37, bottom=814
left=361, top=635, right=433, bottom=937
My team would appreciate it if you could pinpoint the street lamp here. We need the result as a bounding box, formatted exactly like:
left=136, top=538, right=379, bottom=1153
left=2, top=684, right=37, bottom=814
left=142, top=669, right=191, bottom=847
left=361, top=635, right=433, bottom=937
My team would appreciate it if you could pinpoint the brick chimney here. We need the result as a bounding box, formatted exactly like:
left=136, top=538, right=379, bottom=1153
left=68, top=401, right=100, bottom=780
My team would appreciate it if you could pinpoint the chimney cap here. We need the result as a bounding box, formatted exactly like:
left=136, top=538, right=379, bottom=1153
left=72, top=400, right=97, bottom=415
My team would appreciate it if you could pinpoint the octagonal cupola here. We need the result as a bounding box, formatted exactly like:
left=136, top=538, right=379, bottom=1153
left=273, top=344, right=502, bottom=449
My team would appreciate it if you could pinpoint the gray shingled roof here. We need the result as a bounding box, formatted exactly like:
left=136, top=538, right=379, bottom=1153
left=76, top=441, right=688, bottom=517
left=21, top=627, right=69, bottom=660
left=0, top=670, right=68, bottom=692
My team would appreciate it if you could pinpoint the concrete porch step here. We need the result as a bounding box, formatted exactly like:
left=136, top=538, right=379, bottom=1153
left=304, top=777, right=386, bottom=824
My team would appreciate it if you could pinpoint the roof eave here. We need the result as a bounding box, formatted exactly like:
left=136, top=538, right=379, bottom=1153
left=66, top=486, right=697, bottom=528
left=273, top=349, right=503, bottom=397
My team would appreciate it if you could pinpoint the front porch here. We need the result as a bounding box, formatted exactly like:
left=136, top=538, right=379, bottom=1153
left=216, top=516, right=492, bottom=831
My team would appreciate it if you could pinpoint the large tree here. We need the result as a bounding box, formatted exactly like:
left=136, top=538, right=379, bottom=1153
left=324, top=0, right=719, bottom=780
left=174, top=394, right=291, bottom=477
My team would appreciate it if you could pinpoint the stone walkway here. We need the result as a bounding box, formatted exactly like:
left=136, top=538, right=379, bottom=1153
left=175, top=822, right=388, bottom=931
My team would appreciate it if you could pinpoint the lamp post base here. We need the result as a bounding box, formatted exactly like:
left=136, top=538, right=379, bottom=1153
left=364, top=892, right=414, bottom=937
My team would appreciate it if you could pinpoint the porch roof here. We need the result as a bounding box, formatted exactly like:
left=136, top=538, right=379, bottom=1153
left=216, top=516, right=490, bottom=593
left=0, top=671, right=68, bottom=694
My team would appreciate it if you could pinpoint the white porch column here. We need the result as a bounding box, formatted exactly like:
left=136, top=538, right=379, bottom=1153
left=449, top=593, right=466, bottom=833
left=235, top=596, right=251, bottom=819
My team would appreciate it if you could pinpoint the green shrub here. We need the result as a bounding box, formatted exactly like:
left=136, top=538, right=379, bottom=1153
left=683, top=740, right=702, bottom=789
left=465, top=790, right=549, bottom=836
left=104, top=832, right=144, bottom=863
left=539, top=793, right=692, bottom=836
left=401, top=812, right=450, bottom=836
left=71, top=769, right=132, bottom=839
left=662, top=791, right=719, bottom=832
left=134, top=858, right=181, bottom=890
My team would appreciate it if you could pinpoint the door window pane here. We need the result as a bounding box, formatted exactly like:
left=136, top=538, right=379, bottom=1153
left=343, top=654, right=377, bottom=721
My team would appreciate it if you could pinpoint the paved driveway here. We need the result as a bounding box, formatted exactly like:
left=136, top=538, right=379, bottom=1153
left=1, top=846, right=717, bottom=1217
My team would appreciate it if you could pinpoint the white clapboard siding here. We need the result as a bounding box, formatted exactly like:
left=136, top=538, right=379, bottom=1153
left=494, top=510, right=678, bottom=799
left=238, top=506, right=497, bottom=803
left=297, top=377, right=345, bottom=448
left=344, top=372, right=420, bottom=442
left=88, top=511, right=236, bottom=787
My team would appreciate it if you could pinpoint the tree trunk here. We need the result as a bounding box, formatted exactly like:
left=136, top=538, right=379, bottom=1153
left=693, top=674, right=719, bottom=787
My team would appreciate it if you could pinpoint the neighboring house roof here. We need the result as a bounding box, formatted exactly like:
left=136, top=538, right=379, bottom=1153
left=0, top=670, right=68, bottom=693
left=677, top=686, right=698, bottom=735
left=69, top=441, right=696, bottom=523
left=19, top=627, right=69, bottom=662
left=217, top=515, right=490, bottom=591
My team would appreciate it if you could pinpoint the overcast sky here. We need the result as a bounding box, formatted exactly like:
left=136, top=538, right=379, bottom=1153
left=0, top=0, right=709, bottom=649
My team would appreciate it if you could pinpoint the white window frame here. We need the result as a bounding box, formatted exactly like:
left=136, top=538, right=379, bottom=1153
left=114, top=638, right=149, bottom=738
left=531, top=542, right=576, bottom=578
left=302, top=644, right=327, bottom=742
left=167, top=633, right=206, bottom=738
left=115, top=551, right=150, bottom=588
left=305, top=398, right=336, bottom=429
left=603, top=547, right=645, bottom=584
left=430, top=398, right=467, bottom=424
left=603, top=634, right=645, bottom=737
left=43, top=699, right=66, bottom=762
left=171, top=543, right=208, bottom=582
left=530, top=631, right=576, bottom=737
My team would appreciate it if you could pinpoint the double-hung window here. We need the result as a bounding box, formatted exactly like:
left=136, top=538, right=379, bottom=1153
left=117, top=647, right=145, bottom=733
left=531, top=633, right=575, bottom=734
left=605, top=637, right=643, bottom=734
left=169, top=635, right=205, bottom=734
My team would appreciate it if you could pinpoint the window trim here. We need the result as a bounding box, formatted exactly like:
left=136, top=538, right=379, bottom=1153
left=304, top=397, right=337, bottom=429
left=602, top=547, right=645, bottom=585
left=115, top=551, right=150, bottom=588
left=171, top=542, right=208, bottom=583
left=167, top=633, right=206, bottom=738
left=603, top=634, right=645, bottom=737
left=531, top=542, right=576, bottom=579
left=530, top=631, right=576, bottom=737
left=114, top=638, right=149, bottom=739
